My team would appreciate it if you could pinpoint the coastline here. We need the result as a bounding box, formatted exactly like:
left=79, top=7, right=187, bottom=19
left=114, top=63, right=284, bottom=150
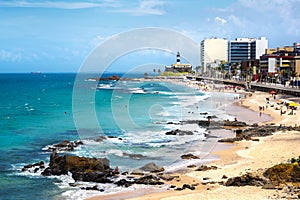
left=86, top=79, right=300, bottom=200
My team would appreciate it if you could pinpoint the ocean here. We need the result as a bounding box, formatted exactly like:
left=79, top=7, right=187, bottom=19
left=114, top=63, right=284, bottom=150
left=0, top=73, right=237, bottom=200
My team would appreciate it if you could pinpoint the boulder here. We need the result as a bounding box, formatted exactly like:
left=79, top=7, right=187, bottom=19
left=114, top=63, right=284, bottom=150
left=196, top=165, right=218, bottom=171
left=115, top=179, right=133, bottom=187
left=139, top=162, right=164, bottom=173
left=134, top=175, right=164, bottom=185
left=225, top=173, right=269, bottom=187
left=181, top=153, right=200, bottom=160
left=159, top=174, right=179, bottom=181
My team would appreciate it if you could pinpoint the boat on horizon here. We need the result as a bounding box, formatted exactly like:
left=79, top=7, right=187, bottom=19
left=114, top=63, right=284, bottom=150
left=30, top=71, right=42, bottom=74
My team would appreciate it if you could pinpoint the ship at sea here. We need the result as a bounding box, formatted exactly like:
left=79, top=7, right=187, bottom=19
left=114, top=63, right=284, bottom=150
left=30, top=71, right=42, bottom=74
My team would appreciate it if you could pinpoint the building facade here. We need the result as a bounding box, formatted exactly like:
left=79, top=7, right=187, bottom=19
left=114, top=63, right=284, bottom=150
left=259, top=43, right=300, bottom=84
left=229, top=37, right=268, bottom=64
left=200, top=38, right=228, bottom=73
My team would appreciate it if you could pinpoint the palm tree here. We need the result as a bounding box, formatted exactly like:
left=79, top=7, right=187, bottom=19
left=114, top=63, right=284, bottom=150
left=157, top=69, right=161, bottom=75
left=153, top=69, right=156, bottom=76
left=290, top=71, right=298, bottom=88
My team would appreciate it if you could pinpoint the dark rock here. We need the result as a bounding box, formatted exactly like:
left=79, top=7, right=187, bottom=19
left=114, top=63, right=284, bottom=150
left=121, top=171, right=129, bottom=175
left=196, top=165, right=218, bottom=171
left=187, top=165, right=197, bottom=168
left=46, top=140, right=83, bottom=152
left=224, top=121, right=247, bottom=127
left=82, top=185, right=99, bottom=190
left=22, top=161, right=45, bottom=172
left=181, top=153, right=200, bottom=160
left=165, top=129, right=194, bottom=136
left=225, top=173, right=269, bottom=187
left=115, top=179, right=133, bottom=187
left=218, top=137, right=242, bottom=143
left=222, top=175, right=228, bottom=179
left=134, top=175, right=164, bottom=185
left=182, top=184, right=192, bottom=189
left=72, top=171, right=112, bottom=183
left=139, top=162, right=164, bottom=173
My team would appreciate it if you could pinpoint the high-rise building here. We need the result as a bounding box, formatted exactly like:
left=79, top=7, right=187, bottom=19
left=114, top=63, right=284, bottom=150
left=228, top=37, right=268, bottom=64
left=200, top=38, right=228, bottom=72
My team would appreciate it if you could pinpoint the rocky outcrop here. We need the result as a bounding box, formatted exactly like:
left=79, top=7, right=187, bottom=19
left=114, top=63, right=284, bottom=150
left=182, top=120, right=248, bottom=128
left=45, top=140, right=83, bottom=152
left=87, top=75, right=120, bottom=81
left=42, top=152, right=112, bottom=183
left=263, top=163, right=300, bottom=186
left=225, top=173, right=269, bottom=187
left=165, top=129, right=194, bottom=136
left=115, top=175, right=164, bottom=187
left=218, top=125, right=300, bottom=143
left=22, top=161, right=45, bottom=173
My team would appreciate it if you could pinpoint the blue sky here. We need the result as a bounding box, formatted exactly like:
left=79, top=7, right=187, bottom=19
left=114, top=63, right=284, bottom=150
left=0, top=0, right=300, bottom=73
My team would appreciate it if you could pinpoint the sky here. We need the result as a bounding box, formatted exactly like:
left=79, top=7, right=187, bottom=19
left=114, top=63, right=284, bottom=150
left=0, top=0, right=300, bottom=73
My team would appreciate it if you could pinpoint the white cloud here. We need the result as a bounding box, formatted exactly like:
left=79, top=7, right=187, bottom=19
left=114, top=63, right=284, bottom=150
left=112, top=0, right=167, bottom=16
left=227, top=15, right=244, bottom=28
left=215, top=16, right=227, bottom=25
left=0, top=0, right=119, bottom=9
left=0, top=49, right=35, bottom=62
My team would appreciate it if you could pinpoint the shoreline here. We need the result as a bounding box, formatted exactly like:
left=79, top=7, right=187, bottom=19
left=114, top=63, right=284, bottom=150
left=86, top=79, right=300, bottom=200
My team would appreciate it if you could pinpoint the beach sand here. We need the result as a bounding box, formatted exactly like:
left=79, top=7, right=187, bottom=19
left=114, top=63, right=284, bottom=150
left=87, top=81, right=300, bottom=200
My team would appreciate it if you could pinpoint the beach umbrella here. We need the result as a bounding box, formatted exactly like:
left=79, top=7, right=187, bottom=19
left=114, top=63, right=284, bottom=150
left=289, top=102, right=299, bottom=107
left=269, top=90, right=276, bottom=95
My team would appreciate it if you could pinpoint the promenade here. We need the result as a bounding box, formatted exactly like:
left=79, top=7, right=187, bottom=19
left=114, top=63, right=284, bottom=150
left=194, top=76, right=300, bottom=96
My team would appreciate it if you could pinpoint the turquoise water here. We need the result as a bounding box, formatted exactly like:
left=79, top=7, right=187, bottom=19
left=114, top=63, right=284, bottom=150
left=0, top=73, right=236, bottom=200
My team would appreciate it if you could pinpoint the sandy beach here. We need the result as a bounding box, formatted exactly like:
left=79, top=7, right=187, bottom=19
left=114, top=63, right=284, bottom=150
left=87, top=79, right=300, bottom=200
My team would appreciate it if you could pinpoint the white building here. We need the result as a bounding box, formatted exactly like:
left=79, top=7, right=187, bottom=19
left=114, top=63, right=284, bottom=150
left=200, top=38, right=228, bottom=72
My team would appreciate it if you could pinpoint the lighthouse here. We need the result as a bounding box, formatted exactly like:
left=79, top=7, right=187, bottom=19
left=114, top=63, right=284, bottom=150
left=164, top=51, right=192, bottom=73
left=176, top=52, right=180, bottom=64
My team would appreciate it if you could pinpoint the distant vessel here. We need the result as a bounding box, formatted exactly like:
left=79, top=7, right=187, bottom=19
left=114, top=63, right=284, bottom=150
left=30, top=71, right=41, bottom=74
